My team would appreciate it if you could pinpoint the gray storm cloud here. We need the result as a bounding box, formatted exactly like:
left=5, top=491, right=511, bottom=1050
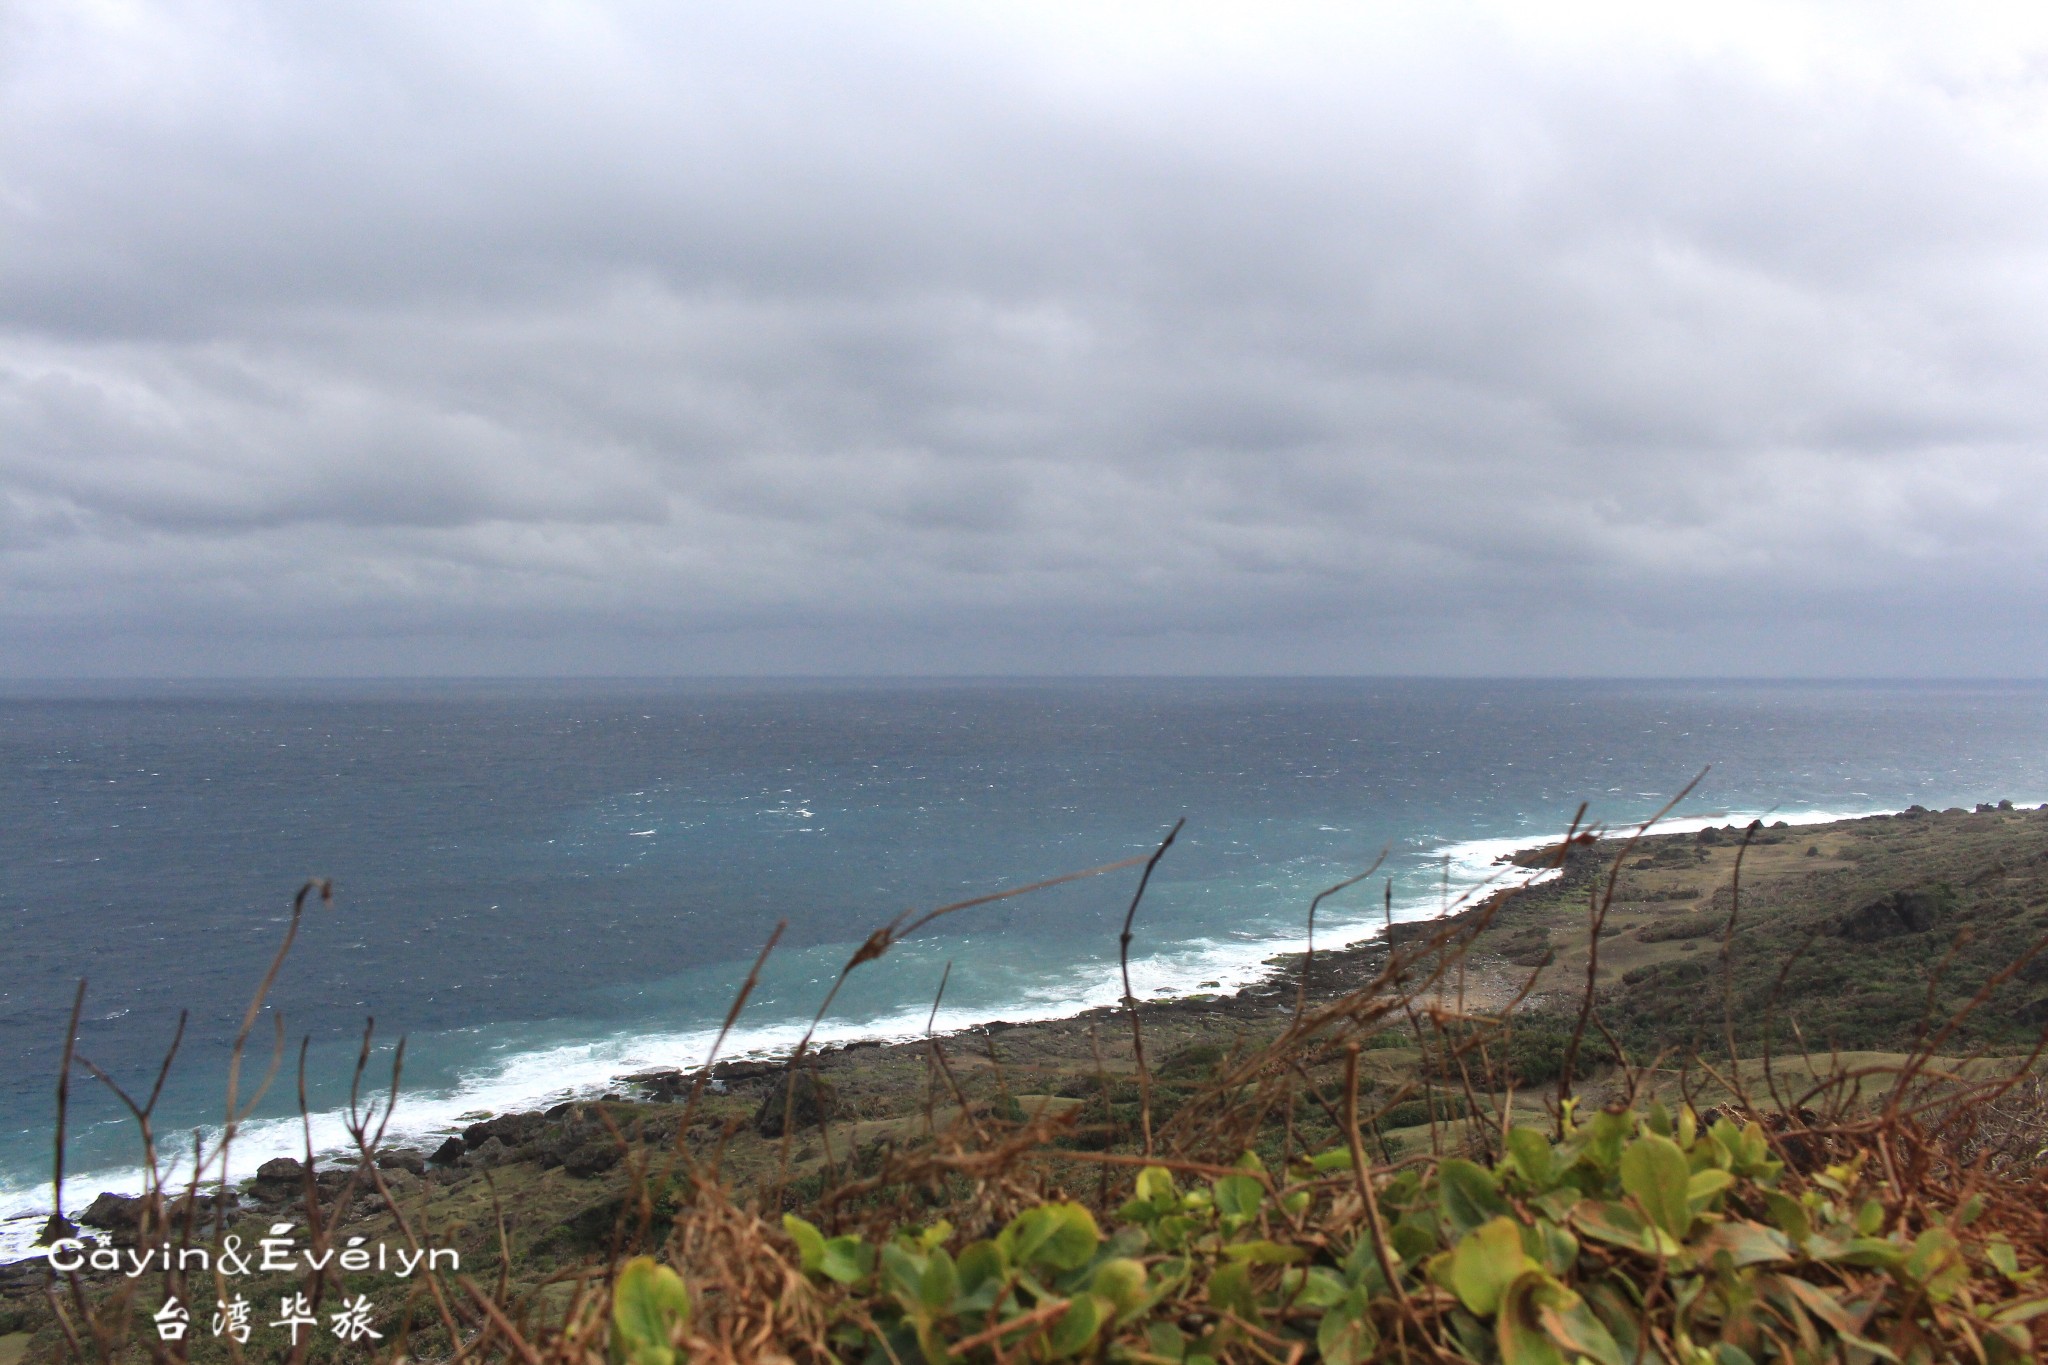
left=4, top=2, right=2048, bottom=675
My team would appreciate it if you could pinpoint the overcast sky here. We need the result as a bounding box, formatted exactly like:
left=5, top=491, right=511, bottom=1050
left=6, top=2, right=2048, bottom=676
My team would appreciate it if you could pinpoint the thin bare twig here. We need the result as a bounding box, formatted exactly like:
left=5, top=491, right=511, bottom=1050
left=1121, top=819, right=1184, bottom=1157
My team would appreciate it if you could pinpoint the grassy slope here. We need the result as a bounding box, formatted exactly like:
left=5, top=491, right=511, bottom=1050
left=1478, top=804, right=2048, bottom=1057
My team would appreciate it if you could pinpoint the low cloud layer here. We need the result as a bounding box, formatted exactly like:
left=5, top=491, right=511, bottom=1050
left=6, top=2, right=2048, bottom=675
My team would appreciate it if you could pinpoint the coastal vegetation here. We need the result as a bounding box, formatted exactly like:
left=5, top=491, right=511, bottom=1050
left=3, top=804, right=2046, bottom=1362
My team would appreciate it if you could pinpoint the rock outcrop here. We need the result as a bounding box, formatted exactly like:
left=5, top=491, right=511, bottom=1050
left=753, top=1071, right=839, bottom=1137
left=1837, top=888, right=1947, bottom=942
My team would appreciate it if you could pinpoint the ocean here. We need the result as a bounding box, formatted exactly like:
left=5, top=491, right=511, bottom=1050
left=4, top=676, right=2047, bottom=1258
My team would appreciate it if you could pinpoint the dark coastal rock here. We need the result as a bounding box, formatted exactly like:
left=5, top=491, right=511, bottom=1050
left=314, top=1167, right=355, bottom=1194
left=462, top=1137, right=510, bottom=1168
left=621, top=1068, right=689, bottom=1101
left=255, top=1156, right=306, bottom=1185
left=1508, top=833, right=1597, bottom=867
left=519, top=1112, right=623, bottom=1171
left=79, top=1191, right=144, bottom=1231
left=753, top=1071, right=840, bottom=1137
left=174, top=1190, right=239, bottom=1222
left=1, top=1256, right=49, bottom=1291
left=80, top=1188, right=238, bottom=1236
left=464, top=1112, right=543, bottom=1149
left=250, top=1156, right=307, bottom=1202
left=561, top=1137, right=623, bottom=1178
left=711, top=1059, right=784, bottom=1084
left=1838, top=889, right=1946, bottom=942
left=429, top=1136, right=467, bottom=1166
left=376, top=1148, right=428, bottom=1175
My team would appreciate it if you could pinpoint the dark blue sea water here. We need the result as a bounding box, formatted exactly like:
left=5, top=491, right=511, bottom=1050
left=5, top=677, right=2047, bottom=1252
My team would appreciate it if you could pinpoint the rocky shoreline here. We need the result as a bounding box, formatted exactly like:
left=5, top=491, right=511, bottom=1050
left=10, top=879, right=1522, bottom=1276
left=14, top=798, right=2048, bottom=1288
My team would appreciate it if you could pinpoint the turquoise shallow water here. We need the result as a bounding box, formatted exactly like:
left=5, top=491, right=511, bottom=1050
left=4, top=676, right=2047, bottom=1254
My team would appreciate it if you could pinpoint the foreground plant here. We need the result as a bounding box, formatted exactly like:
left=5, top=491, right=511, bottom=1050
left=725, top=1098, right=2046, bottom=1363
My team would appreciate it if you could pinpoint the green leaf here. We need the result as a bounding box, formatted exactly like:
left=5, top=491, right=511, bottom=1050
left=1530, top=1277, right=1626, bottom=1365
left=1289, top=1266, right=1350, bottom=1310
left=1494, top=1272, right=1568, bottom=1365
left=1039, top=1202, right=1101, bottom=1271
left=1686, top=1168, right=1735, bottom=1208
left=1001, top=1202, right=1099, bottom=1271
left=1438, top=1158, right=1508, bottom=1236
left=1505, top=1128, right=1555, bottom=1188
left=1618, top=1133, right=1692, bottom=1240
left=1695, top=1219, right=1794, bottom=1268
left=1808, top=1235, right=1904, bottom=1270
left=1317, top=1289, right=1380, bottom=1365
left=1769, top=1274, right=1867, bottom=1336
left=1583, top=1282, right=1643, bottom=1363
left=1986, top=1239, right=2021, bottom=1279
left=1000, top=1206, right=1056, bottom=1264
left=1208, top=1262, right=1257, bottom=1319
left=1135, top=1165, right=1177, bottom=1207
left=1521, top=1218, right=1579, bottom=1276
left=1046, top=1294, right=1106, bottom=1359
left=879, top=1242, right=925, bottom=1304
left=1447, top=1216, right=1537, bottom=1316
left=818, top=1235, right=875, bottom=1285
left=1763, top=1191, right=1810, bottom=1243
left=1855, top=1199, right=1885, bottom=1236
left=1212, top=1174, right=1265, bottom=1221
left=956, top=1239, right=1006, bottom=1295
left=1570, top=1200, right=1681, bottom=1258
left=1090, top=1258, right=1147, bottom=1316
left=782, top=1215, right=826, bottom=1275
left=611, top=1256, right=690, bottom=1365
left=1223, top=1239, right=1304, bottom=1265
left=1147, top=1320, right=1189, bottom=1361
left=920, top=1247, right=958, bottom=1311
left=1579, top=1109, right=1632, bottom=1171
left=1343, top=1233, right=1398, bottom=1293
left=1390, top=1219, right=1437, bottom=1266
left=1905, top=1227, right=1967, bottom=1301
left=1985, top=1297, right=2048, bottom=1327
